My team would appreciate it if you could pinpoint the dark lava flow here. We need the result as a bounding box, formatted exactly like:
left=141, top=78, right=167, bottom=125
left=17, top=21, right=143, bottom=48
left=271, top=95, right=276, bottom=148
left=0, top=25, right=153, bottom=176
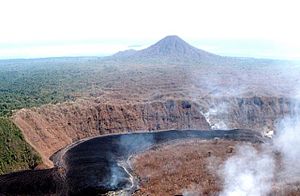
left=0, top=129, right=266, bottom=195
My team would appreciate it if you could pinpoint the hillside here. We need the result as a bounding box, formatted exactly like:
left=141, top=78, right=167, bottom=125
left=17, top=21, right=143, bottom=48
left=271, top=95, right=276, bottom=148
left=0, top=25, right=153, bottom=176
left=0, top=118, right=41, bottom=174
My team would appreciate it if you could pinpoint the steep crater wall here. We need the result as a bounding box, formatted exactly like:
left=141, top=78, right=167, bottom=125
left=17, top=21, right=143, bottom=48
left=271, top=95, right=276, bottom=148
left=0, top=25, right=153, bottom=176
left=198, top=96, right=296, bottom=131
left=13, top=99, right=210, bottom=166
left=12, top=97, right=295, bottom=166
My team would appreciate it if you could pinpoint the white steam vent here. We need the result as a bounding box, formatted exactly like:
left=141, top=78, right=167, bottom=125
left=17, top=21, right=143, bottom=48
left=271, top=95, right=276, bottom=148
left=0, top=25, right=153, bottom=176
left=200, top=103, right=229, bottom=130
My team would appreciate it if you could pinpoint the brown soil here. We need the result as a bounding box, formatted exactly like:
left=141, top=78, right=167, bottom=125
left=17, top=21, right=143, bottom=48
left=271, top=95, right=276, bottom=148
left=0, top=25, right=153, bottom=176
left=132, top=139, right=242, bottom=195
left=132, top=139, right=300, bottom=196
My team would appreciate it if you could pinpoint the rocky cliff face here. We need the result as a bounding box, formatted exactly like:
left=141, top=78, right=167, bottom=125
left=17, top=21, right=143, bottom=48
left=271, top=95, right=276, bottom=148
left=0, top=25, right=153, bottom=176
left=198, top=97, right=295, bottom=131
left=13, top=99, right=210, bottom=166
left=13, top=96, right=295, bottom=166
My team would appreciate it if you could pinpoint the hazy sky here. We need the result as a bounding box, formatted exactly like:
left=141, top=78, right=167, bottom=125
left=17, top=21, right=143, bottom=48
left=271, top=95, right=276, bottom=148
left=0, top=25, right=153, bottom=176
left=0, top=0, right=299, bottom=59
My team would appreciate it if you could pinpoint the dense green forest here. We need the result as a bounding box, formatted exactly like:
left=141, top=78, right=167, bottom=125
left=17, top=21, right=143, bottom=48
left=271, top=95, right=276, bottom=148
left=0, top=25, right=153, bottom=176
left=0, top=58, right=105, bottom=116
left=0, top=57, right=107, bottom=174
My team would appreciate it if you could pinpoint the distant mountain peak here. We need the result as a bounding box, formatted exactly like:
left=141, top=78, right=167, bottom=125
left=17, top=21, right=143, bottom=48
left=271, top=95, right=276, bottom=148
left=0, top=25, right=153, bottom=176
left=111, top=35, right=220, bottom=64
left=159, top=35, right=184, bottom=42
left=148, top=35, right=194, bottom=54
left=137, top=35, right=217, bottom=59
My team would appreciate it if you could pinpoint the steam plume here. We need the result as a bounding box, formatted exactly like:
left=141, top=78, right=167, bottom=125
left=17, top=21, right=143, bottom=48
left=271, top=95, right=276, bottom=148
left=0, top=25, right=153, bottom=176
left=220, top=97, right=300, bottom=195
left=219, top=145, right=274, bottom=196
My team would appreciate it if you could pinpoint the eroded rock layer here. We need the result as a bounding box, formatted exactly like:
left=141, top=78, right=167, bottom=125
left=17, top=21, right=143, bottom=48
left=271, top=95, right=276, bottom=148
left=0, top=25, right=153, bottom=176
left=13, top=97, right=295, bottom=166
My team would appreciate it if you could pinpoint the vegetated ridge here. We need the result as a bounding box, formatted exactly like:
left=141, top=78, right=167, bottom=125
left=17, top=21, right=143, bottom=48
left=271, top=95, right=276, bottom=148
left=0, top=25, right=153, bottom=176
left=0, top=117, right=41, bottom=174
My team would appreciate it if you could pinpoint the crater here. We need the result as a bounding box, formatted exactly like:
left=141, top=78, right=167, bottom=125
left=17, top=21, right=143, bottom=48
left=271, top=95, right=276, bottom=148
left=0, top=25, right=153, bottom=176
left=0, top=129, right=266, bottom=195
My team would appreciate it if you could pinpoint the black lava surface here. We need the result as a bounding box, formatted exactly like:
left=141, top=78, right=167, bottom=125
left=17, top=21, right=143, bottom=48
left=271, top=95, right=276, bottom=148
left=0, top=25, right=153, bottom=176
left=0, top=129, right=266, bottom=195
